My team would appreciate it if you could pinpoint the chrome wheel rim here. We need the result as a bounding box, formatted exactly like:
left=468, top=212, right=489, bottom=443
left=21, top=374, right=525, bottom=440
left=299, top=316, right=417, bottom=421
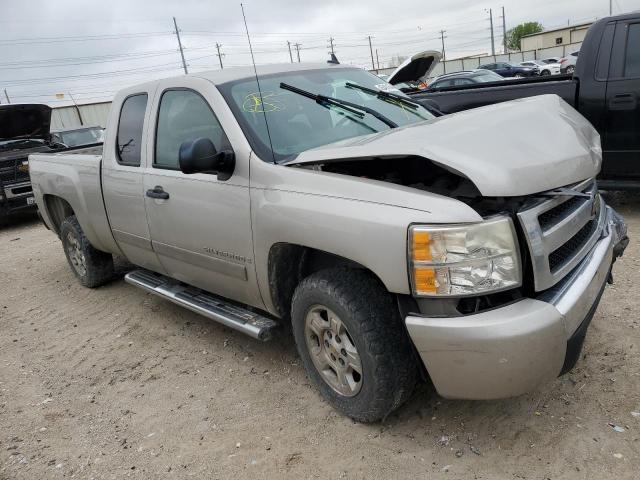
left=66, top=232, right=87, bottom=277
left=304, top=305, right=363, bottom=397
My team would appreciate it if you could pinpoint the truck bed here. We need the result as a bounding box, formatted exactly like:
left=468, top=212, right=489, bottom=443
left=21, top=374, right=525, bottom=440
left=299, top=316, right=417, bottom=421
left=412, top=75, right=578, bottom=114
left=28, top=150, right=118, bottom=254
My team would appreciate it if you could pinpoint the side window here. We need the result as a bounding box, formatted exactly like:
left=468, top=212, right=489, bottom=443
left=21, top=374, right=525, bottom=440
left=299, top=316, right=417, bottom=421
left=116, top=94, right=147, bottom=166
left=155, top=89, right=230, bottom=169
left=453, top=79, right=473, bottom=86
left=624, top=23, right=640, bottom=77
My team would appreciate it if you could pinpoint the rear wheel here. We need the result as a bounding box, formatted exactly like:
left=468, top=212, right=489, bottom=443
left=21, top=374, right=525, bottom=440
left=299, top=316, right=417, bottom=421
left=60, top=215, right=114, bottom=288
left=291, top=268, right=418, bottom=422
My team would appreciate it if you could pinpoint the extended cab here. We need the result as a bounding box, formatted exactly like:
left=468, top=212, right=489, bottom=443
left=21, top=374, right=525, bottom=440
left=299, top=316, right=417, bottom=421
left=395, top=13, right=640, bottom=190
left=30, top=63, right=628, bottom=422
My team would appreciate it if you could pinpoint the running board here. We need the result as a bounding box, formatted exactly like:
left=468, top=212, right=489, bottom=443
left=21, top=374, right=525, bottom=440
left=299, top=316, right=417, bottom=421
left=124, top=269, right=279, bottom=341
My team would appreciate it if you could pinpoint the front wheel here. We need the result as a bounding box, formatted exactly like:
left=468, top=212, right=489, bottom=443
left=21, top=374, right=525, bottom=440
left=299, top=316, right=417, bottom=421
left=541, top=69, right=550, bottom=76
left=566, top=65, right=575, bottom=74
left=291, top=268, right=418, bottom=422
left=60, top=215, right=114, bottom=288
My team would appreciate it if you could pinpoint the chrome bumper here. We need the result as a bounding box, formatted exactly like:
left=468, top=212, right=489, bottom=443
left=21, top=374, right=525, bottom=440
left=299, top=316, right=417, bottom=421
left=405, top=205, right=627, bottom=400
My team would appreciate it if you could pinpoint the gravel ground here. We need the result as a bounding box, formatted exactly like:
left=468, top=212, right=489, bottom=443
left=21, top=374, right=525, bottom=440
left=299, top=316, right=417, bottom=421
left=1, top=193, right=639, bottom=480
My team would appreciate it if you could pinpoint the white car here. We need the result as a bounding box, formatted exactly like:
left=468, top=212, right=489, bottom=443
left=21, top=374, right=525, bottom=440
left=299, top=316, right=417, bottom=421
left=520, top=60, right=561, bottom=76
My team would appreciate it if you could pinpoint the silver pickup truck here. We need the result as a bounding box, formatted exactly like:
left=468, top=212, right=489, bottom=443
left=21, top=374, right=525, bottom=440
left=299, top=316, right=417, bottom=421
left=29, top=62, right=628, bottom=422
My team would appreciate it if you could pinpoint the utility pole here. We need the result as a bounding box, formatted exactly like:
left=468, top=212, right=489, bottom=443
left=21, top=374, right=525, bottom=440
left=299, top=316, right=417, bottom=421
left=501, top=6, right=507, bottom=53
left=3, top=89, right=10, bottom=104
left=173, top=16, right=188, bottom=74
left=440, top=30, right=447, bottom=74
left=287, top=41, right=293, bottom=63
left=367, top=36, right=376, bottom=72
left=328, top=36, right=335, bottom=55
left=215, top=43, right=225, bottom=69
left=487, top=8, right=496, bottom=56
left=375, top=49, right=380, bottom=70
left=68, top=93, right=84, bottom=126
left=294, top=43, right=301, bottom=62
left=610, top=0, right=612, bottom=15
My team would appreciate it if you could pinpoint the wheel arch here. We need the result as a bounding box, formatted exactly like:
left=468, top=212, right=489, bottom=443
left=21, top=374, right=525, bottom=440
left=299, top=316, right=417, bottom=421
left=42, top=194, right=75, bottom=236
left=267, top=242, right=390, bottom=320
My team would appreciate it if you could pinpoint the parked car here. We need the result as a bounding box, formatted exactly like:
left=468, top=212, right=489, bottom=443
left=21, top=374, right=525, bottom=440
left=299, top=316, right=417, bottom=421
left=49, top=126, right=104, bottom=148
left=560, top=51, right=580, bottom=74
left=477, top=61, right=538, bottom=77
left=426, top=70, right=506, bottom=90
left=394, top=12, right=640, bottom=190
left=520, top=60, right=561, bottom=76
left=0, top=104, right=68, bottom=223
left=30, top=62, right=627, bottom=423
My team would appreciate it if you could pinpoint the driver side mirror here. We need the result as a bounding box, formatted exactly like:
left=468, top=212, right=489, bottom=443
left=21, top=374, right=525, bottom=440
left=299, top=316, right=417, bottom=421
left=178, top=137, right=235, bottom=181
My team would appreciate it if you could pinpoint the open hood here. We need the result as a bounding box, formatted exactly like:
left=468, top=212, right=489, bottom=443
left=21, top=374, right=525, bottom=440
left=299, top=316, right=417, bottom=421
left=0, top=104, right=52, bottom=141
left=286, top=95, right=601, bottom=197
left=387, top=51, right=442, bottom=85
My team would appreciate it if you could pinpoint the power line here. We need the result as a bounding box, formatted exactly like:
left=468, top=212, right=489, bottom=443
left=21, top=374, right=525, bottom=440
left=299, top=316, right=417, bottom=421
left=0, top=31, right=172, bottom=46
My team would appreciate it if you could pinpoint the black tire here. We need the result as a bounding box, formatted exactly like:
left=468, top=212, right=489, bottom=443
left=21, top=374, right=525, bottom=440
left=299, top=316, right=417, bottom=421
left=566, top=65, right=575, bottom=74
left=291, top=267, right=418, bottom=423
left=60, top=215, right=114, bottom=288
left=541, top=69, right=550, bottom=76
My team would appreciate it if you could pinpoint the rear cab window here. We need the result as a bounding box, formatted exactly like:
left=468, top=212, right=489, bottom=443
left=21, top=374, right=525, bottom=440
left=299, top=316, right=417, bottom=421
left=116, top=94, right=147, bottom=166
left=624, top=23, right=640, bottom=77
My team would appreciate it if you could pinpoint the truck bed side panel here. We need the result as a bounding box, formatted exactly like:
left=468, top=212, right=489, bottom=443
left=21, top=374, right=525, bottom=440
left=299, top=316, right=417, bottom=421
left=414, top=79, right=579, bottom=114
left=29, top=153, right=120, bottom=255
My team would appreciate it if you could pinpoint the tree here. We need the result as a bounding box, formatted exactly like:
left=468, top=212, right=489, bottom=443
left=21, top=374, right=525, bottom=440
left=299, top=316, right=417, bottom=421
left=506, top=22, right=543, bottom=51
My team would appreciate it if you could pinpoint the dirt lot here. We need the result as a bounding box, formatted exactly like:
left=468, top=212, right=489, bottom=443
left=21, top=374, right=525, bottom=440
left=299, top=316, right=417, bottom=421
left=1, top=193, right=639, bottom=480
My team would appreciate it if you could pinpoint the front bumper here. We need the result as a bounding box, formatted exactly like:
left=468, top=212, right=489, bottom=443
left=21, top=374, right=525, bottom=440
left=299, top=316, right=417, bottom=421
left=405, top=205, right=628, bottom=400
left=0, top=181, right=35, bottom=217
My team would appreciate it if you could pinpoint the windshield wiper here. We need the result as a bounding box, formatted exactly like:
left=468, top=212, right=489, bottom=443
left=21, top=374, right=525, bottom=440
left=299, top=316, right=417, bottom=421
left=280, top=82, right=398, bottom=129
left=345, top=82, right=422, bottom=109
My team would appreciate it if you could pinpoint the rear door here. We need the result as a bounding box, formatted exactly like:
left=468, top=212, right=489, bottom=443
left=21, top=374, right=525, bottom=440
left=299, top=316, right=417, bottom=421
left=142, top=77, right=261, bottom=308
left=603, top=20, right=640, bottom=180
left=102, top=90, right=166, bottom=273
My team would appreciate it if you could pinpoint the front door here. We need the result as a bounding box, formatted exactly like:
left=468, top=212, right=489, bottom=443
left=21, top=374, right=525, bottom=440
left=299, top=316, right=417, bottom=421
left=143, top=81, right=261, bottom=308
left=603, top=20, right=640, bottom=180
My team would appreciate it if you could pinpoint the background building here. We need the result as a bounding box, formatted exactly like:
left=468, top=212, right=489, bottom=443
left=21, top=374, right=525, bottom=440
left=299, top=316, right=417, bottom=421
left=521, top=22, right=592, bottom=51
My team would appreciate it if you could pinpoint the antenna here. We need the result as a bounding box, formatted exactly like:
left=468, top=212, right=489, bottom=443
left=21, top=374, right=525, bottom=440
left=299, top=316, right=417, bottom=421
left=240, top=3, right=276, bottom=164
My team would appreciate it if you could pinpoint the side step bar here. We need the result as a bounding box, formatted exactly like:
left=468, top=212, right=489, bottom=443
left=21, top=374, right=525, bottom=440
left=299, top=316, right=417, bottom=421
left=124, top=269, right=279, bottom=341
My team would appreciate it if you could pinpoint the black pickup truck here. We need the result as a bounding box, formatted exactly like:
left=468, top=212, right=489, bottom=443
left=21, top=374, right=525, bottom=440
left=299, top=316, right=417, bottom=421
left=0, top=104, right=66, bottom=223
left=390, top=13, right=640, bottom=190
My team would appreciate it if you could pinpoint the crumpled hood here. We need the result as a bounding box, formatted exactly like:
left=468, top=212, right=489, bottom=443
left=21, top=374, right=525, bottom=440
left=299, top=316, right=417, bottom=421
left=287, top=95, right=601, bottom=197
left=0, top=104, right=52, bottom=141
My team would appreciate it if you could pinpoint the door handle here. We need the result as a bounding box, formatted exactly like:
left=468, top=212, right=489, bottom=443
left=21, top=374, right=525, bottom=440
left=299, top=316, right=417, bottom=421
left=609, top=93, right=637, bottom=110
left=146, top=186, right=170, bottom=200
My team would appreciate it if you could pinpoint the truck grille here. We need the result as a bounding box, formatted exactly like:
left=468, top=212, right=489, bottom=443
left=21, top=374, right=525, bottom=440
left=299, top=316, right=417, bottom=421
left=517, top=179, right=604, bottom=291
left=0, top=158, right=29, bottom=184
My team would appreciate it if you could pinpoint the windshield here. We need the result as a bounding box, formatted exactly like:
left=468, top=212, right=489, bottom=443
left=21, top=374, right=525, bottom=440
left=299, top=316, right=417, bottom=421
left=0, top=138, right=45, bottom=151
left=58, top=127, right=104, bottom=147
left=218, top=68, right=435, bottom=163
left=472, top=71, right=504, bottom=82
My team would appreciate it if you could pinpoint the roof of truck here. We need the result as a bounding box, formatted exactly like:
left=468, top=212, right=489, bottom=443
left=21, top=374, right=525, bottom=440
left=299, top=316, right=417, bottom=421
left=114, top=62, right=359, bottom=100
left=192, top=62, right=353, bottom=84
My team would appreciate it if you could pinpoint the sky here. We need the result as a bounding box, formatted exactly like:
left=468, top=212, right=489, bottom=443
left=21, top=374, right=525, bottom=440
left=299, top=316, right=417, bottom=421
left=1, top=0, right=638, bottom=107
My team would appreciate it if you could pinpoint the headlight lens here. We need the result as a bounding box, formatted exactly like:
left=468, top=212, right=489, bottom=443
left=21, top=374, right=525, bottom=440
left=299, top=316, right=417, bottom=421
left=409, top=216, right=522, bottom=297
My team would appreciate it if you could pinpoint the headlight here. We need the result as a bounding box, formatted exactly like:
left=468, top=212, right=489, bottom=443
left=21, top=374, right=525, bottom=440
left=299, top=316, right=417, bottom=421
left=408, top=216, right=522, bottom=297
